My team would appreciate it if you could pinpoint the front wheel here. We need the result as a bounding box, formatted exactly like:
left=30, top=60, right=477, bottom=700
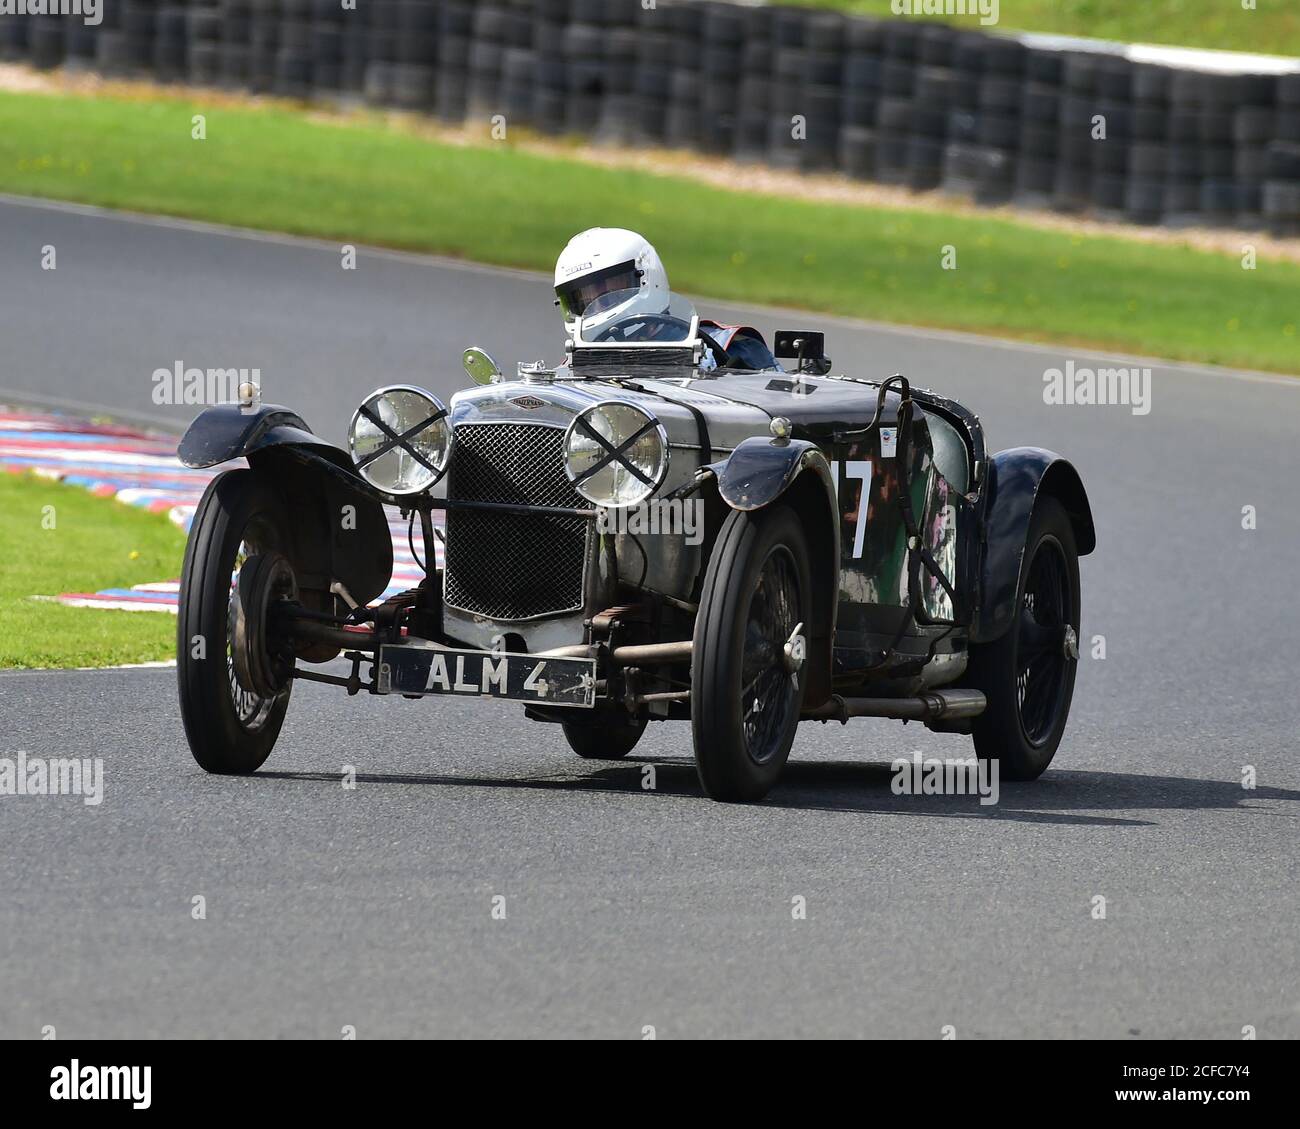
left=968, top=495, right=1081, bottom=780
left=691, top=505, right=810, bottom=802
left=177, top=469, right=294, bottom=774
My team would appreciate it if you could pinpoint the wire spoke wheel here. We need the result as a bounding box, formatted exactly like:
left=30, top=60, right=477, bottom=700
left=969, top=495, right=1081, bottom=781
left=1016, top=536, right=1073, bottom=747
left=178, top=470, right=294, bottom=775
left=226, top=540, right=278, bottom=730
left=692, top=504, right=811, bottom=802
left=740, top=546, right=801, bottom=763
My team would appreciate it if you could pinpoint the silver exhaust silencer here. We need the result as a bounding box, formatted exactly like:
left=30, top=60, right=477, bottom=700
left=804, top=688, right=987, bottom=723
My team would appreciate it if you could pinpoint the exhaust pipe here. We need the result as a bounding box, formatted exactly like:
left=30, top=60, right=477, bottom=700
left=531, top=640, right=694, bottom=664
left=803, top=688, right=986, bottom=724
left=608, top=640, right=693, bottom=666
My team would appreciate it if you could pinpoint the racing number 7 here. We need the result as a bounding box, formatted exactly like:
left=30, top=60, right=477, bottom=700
left=830, top=460, right=873, bottom=559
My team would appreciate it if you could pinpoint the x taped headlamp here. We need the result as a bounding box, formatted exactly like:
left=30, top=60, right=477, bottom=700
left=563, top=401, right=668, bottom=508
left=347, top=385, right=451, bottom=495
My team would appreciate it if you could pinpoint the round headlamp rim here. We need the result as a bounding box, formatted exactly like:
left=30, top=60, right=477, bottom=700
left=346, top=383, right=452, bottom=496
left=562, top=398, right=670, bottom=509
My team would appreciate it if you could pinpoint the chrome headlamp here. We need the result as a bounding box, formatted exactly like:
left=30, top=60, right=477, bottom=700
left=347, top=385, right=451, bottom=496
left=563, top=400, right=668, bottom=508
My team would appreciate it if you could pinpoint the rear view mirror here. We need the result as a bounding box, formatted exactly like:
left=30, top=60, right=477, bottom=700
left=774, top=331, right=830, bottom=375
left=774, top=330, right=825, bottom=360
left=462, top=347, right=501, bottom=385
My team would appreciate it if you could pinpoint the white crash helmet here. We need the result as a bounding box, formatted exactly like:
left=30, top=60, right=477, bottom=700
left=554, top=228, right=670, bottom=338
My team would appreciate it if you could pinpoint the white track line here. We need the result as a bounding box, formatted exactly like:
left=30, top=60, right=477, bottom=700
left=0, top=661, right=176, bottom=676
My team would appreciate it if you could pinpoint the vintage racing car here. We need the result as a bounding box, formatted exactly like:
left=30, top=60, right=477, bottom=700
left=175, top=290, right=1094, bottom=801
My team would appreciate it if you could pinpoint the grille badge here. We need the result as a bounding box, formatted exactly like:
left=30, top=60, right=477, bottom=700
left=510, top=395, right=547, bottom=410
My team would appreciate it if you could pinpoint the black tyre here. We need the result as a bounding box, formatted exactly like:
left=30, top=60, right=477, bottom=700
left=177, top=469, right=293, bottom=775
left=1267, top=142, right=1300, bottom=181
left=1026, top=50, right=1064, bottom=85
left=692, top=505, right=810, bottom=802
left=1124, top=179, right=1164, bottom=223
left=562, top=716, right=647, bottom=760
left=968, top=496, right=1080, bottom=780
left=1132, top=63, right=1171, bottom=103
left=1015, top=157, right=1057, bottom=195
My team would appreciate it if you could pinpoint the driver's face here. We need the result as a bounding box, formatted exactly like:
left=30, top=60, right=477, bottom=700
left=579, top=276, right=622, bottom=313
left=557, top=263, right=642, bottom=320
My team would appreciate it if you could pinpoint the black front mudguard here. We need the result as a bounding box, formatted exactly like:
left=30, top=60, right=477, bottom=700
left=713, top=435, right=836, bottom=519
left=178, top=402, right=348, bottom=471
left=973, top=446, right=1095, bottom=644
left=179, top=404, right=394, bottom=608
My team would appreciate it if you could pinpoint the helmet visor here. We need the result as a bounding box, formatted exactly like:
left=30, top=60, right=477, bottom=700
left=556, top=261, right=643, bottom=320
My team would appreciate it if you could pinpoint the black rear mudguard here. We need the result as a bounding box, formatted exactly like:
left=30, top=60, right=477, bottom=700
left=973, top=446, right=1095, bottom=644
left=179, top=404, right=394, bottom=608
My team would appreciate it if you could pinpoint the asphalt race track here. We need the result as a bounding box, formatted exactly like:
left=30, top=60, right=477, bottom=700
left=2, top=195, right=1297, bottom=1038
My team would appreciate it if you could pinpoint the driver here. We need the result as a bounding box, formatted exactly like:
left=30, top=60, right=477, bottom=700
left=554, top=228, right=780, bottom=371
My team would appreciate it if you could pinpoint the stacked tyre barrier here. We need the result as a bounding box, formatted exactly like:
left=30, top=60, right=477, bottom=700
left=4, top=0, right=1299, bottom=236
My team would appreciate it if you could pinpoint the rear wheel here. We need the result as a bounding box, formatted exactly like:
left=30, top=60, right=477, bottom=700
left=177, top=469, right=294, bottom=774
left=968, top=495, right=1081, bottom=780
left=562, top=716, right=647, bottom=760
left=691, top=505, right=810, bottom=802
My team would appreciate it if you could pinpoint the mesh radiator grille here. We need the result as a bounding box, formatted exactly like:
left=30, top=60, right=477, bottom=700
left=443, top=423, right=588, bottom=621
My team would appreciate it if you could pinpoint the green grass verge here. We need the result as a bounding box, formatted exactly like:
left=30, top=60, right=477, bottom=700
left=783, top=1, right=1300, bottom=56
left=0, top=473, right=181, bottom=669
left=0, top=87, right=1297, bottom=372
